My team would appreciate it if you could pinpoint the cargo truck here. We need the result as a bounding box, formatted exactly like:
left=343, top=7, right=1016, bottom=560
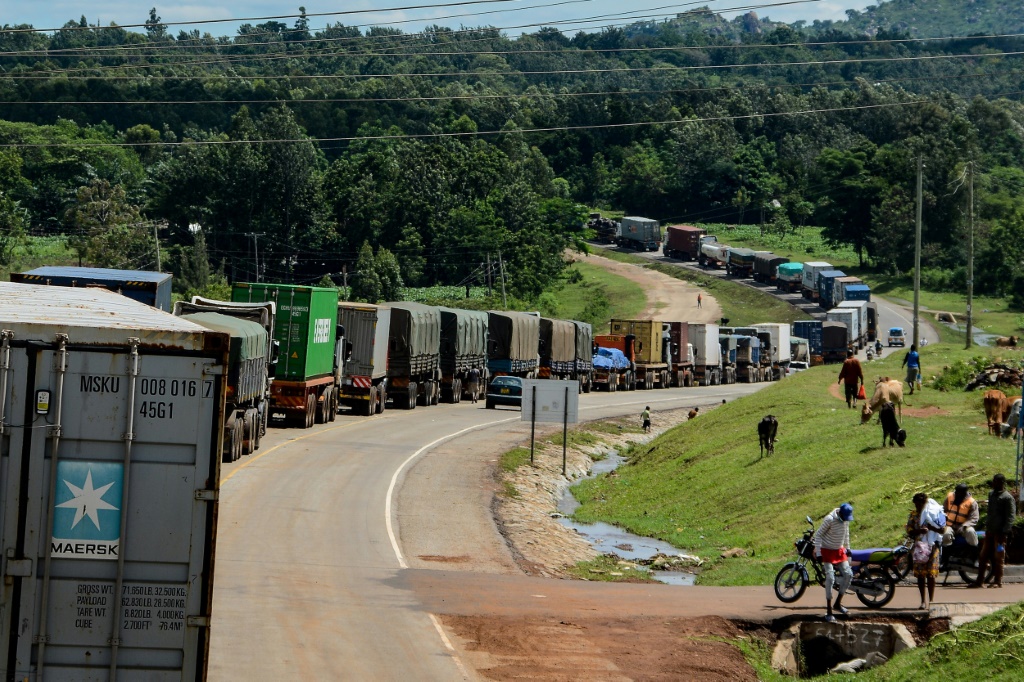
left=837, top=300, right=869, bottom=349
left=337, top=302, right=392, bottom=415
left=617, top=216, right=662, bottom=251
left=689, top=323, right=723, bottom=386
left=572, top=320, right=594, bottom=392
left=776, top=262, right=804, bottom=292
left=724, top=326, right=773, bottom=382
left=753, top=323, right=792, bottom=380
left=587, top=213, right=620, bottom=243
left=609, top=319, right=671, bottom=389
left=539, top=317, right=576, bottom=381
left=790, top=337, right=810, bottom=369
left=793, top=320, right=824, bottom=366
left=719, top=334, right=739, bottom=384
left=817, top=270, right=846, bottom=310
left=866, top=302, right=879, bottom=342
left=833, top=276, right=866, bottom=305
left=387, top=301, right=442, bottom=409
left=753, top=253, right=789, bottom=284
left=663, top=225, right=707, bottom=260
left=592, top=346, right=632, bottom=391
left=667, top=321, right=695, bottom=387
left=0, top=282, right=224, bottom=681
left=488, top=310, right=540, bottom=378
left=823, top=314, right=853, bottom=363
left=12, top=265, right=174, bottom=311
left=801, top=262, right=833, bottom=300
left=699, top=241, right=730, bottom=268
left=438, top=307, right=488, bottom=403
left=736, top=334, right=763, bottom=383
left=174, top=296, right=277, bottom=459
left=725, top=248, right=757, bottom=278
left=233, top=283, right=344, bottom=427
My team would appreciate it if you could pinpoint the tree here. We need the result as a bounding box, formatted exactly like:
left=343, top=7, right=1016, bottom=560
left=178, top=229, right=211, bottom=293
left=814, top=147, right=882, bottom=266
left=145, top=8, right=168, bottom=40
left=351, top=241, right=381, bottom=303
left=64, top=179, right=151, bottom=268
left=375, top=248, right=404, bottom=302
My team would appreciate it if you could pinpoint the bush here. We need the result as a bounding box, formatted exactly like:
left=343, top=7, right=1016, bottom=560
left=931, top=355, right=991, bottom=392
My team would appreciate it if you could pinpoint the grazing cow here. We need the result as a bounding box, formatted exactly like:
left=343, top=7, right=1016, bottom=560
left=861, top=378, right=904, bottom=424
left=983, top=389, right=1010, bottom=435
left=879, top=402, right=906, bottom=447
left=758, top=415, right=778, bottom=457
left=995, top=335, right=1019, bottom=347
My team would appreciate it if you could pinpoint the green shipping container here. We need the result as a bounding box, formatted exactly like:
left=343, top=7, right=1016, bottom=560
left=232, top=283, right=339, bottom=381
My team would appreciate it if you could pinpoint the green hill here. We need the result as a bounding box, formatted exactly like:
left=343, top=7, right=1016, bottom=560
left=817, top=0, right=1024, bottom=38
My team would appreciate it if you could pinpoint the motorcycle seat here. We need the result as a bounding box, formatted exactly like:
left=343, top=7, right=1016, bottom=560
left=849, top=548, right=896, bottom=563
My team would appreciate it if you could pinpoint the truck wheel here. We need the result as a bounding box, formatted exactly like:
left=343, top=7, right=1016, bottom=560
left=417, top=382, right=429, bottom=407
left=408, top=383, right=418, bottom=410
left=431, top=381, right=440, bottom=406
left=661, top=370, right=670, bottom=388
left=315, top=390, right=328, bottom=424
left=366, top=386, right=378, bottom=416
left=242, top=409, right=256, bottom=455
left=304, top=394, right=316, bottom=428
left=452, top=379, right=462, bottom=403
left=377, top=387, right=386, bottom=414
left=608, top=372, right=617, bottom=392
left=328, top=390, right=338, bottom=422
left=230, top=418, right=244, bottom=461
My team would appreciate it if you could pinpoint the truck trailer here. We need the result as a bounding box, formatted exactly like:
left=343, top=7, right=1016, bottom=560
left=718, top=334, right=739, bottom=384
left=663, top=225, right=707, bottom=260
left=572, top=320, right=594, bottom=392
left=387, top=301, right=442, bottom=409
left=823, top=316, right=852, bottom=363
left=753, top=253, right=789, bottom=284
left=817, top=270, right=847, bottom=310
left=837, top=300, right=869, bottom=349
left=777, top=262, right=804, bottom=292
left=753, top=323, right=792, bottom=380
left=609, top=319, right=670, bottom=389
left=12, top=266, right=174, bottom=311
left=725, top=248, right=757, bottom=278
left=735, top=334, right=763, bottom=383
left=699, top=241, right=730, bottom=269
left=488, top=310, right=540, bottom=377
left=174, top=296, right=277, bottom=460
left=539, top=317, right=576, bottom=381
left=617, top=216, right=662, bottom=251
left=0, top=282, right=224, bottom=681
left=337, top=302, right=392, bottom=415
left=592, top=346, right=632, bottom=392
left=801, top=262, right=833, bottom=300
left=439, top=307, right=488, bottom=403
left=667, top=321, right=695, bottom=387
left=793, top=319, right=824, bottom=366
left=689, top=323, right=723, bottom=386
left=232, top=283, right=343, bottom=427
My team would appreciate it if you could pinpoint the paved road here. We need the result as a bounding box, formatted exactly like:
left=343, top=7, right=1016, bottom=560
left=208, top=381, right=764, bottom=679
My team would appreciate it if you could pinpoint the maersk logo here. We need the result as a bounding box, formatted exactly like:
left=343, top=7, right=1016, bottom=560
left=51, top=461, right=123, bottom=560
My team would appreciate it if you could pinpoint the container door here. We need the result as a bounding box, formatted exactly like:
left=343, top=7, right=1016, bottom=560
left=1, top=340, right=221, bottom=681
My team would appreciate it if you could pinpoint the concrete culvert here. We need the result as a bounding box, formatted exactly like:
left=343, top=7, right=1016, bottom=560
left=771, top=621, right=915, bottom=677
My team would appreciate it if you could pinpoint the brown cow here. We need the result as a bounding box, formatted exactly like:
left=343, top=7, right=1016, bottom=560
left=861, top=378, right=904, bottom=424
left=995, top=336, right=1019, bottom=347
left=984, top=389, right=1011, bottom=435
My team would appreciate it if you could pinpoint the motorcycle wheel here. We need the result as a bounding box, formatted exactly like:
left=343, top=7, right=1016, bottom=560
left=894, top=551, right=913, bottom=582
left=855, top=567, right=897, bottom=609
left=774, top=563, right=808, bottom=603
left=957, top=562, right=982, bottom=585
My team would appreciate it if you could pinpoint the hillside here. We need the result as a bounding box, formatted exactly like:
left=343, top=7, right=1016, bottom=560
left=820, top=0, right=1024, bottom=38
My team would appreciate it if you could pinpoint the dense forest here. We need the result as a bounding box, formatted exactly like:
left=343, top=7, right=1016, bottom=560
left=1, top=1, right=1024, bottom=301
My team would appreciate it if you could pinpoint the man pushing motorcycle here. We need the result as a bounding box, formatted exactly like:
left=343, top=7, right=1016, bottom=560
left=814, top=503, right=854, bottom=622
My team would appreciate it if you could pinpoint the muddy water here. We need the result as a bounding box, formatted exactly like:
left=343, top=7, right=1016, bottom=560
left=556, top=449, right=697, bottom=586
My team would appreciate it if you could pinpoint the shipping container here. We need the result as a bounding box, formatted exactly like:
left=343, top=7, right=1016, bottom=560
left=12, top=266, right=174, bottom=311
left=663, top=225, right=707, bottom=260
left=609, top=319, right=670, bottom=389
left=438, top=307, right=488, bottom=403
left=753, top=323, right=792, bottom=379
left=793, top=320, right=824, bottom=360
left=664, top=322, right=693, bottom=387
left=776, top=262, right=804, bottom=292
left=689, top=323, right=723, bottom=386
left=801, top=262, right=833, bottom=300
left=232, top=283, right=343, bottom=427
left=841, top=284, right=871, bottom=305
left=831, top=276, right=862, bottom=305
left=837, top=300, right=869, bottom=349
left=337, top=303, right=392, bottom=415
left=617, top=216, right=662, bottom=251
left=817, top=270, right=846, bottom=310
left=0, top=282, right=225, bottom=681
left=824, top=312, right=854, bottom=363
left=487, top=311, right=540, bottom=377
left=387, top=302, right=442, bottom=409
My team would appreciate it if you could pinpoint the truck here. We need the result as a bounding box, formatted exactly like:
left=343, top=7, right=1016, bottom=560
left=838, top=300, right=869, bottom=349
left=776, top=262, right=804, bottom=293
left=801, top=262, right=833, bottom=300
left=719, top=334, right=739, bottom=384
left=793, top=319, right=824, bottom=366
left=866, top=302, right=879, bottom=342
left=12, top=265, right=174, bottom=311
left=592, top=346, right=632, bottom=392
left=822, top=319, right=850, bottom=363
left=826, top=307, right=857, bottom=352
left=617, top=216, right=661, bottom=251
left=587, top=212, right=620, bottom=243
left=233, top=283, right=343, bottom=427
left=833, top=276, right=866, bottom=305
left=663, top=224, right=707, bottom=260
left=572, top=320, right=594, bottom=392
left=438, top=307, right=488, bottom=403
left=337, top=302, right=392, bottom=415
left=817, top=270, right=847, bottom=310
left=0, top=282, right=224, bottom=680
left=539, top=317, right=577, bottom=381
left=387, top=301, right=442, bottom=409
left=725, top=326, right=774, bottom=382
left=725, top=248, right=757, bottom=278
left=488, top=310, right=540, bottom=378
left=790, top=337, right=810, bottom=369
left=689, top=323, right=723, bottom=386
left=609, top=319, right=671, bottom=389
left=736, top=334, right=763, bottom=383
left=753, top=252, right=789, bottom=284
left=700, top=241, right=730, bottom=268
left=753, top=323, right=792, bottom=380
left=174, top=296, right=277, bottom=460
left=666, top=321, right=695, bottom=387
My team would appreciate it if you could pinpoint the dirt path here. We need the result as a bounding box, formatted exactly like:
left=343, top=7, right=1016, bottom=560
left=574, top=252, right=722, bottom=324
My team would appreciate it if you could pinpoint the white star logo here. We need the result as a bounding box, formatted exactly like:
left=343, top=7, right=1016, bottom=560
left=56, top=470, right=119, bottom=531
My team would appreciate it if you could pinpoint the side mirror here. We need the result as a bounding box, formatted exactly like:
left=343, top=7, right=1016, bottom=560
left=270, top=340, right=280, bottom=366
left=805, top=515, right=813, bottom=525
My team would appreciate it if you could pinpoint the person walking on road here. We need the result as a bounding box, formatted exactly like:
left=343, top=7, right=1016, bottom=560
left=969, top=473, right=1017, bottom=589
left=837, top=350, right=864, bottom=408
left=943, top=483, right=979, bottom=548
left=467, top=367, right=480, bottom=404
left=641, top=406, right=651, bottom=433
left=907, top=493, right=945, bottom=610
left=697, top=293, right=702, bottom=309
left=814, top=503, right=854, bottom=623
left=902, top=344, right=922, bottom=394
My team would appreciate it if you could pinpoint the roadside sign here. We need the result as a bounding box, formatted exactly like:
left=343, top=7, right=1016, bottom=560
left=522, top=379, right=579, bottom=424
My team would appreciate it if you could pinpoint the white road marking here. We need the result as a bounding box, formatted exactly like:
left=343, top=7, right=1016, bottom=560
left=428, top=613, right=472, bottom=679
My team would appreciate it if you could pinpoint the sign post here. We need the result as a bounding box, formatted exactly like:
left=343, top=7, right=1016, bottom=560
left=530, top=385, right=537, bottom=464
left=522, top=379, right=579, bottom=475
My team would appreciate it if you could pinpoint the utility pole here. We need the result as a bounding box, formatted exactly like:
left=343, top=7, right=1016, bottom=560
left=486, top=254, right=493, bottom=296
left=153, top=223, right=162, bottom=271
left=497, top=250, right=507, bottom=309
left=342, top=264, right=348, bottom=297
left=913, top=156, right=923, bottom=349
left=244, top=232, right=265, bottom=282
left=966, top=161, right=974, bottom=349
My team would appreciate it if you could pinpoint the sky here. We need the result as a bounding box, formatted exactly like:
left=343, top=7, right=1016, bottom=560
left=7, top=1, right=881, bottom=37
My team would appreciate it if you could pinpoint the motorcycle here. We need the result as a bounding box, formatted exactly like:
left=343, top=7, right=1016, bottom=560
left=866, top=349, right=874, bottom=361
left=892, top=529, right=984, bottom=584
left=774, top=516, right=902, bottom=608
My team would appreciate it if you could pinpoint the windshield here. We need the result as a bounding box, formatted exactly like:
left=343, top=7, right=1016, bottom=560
left=889, top=328, right=904, bottom=335
left=490, top=376, right=522, bottom=387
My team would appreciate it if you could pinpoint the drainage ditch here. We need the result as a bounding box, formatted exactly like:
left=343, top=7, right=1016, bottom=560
left=771, top=620, right=922, bottom=677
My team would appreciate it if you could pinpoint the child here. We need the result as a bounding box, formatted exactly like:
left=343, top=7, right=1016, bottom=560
left=641, top=406, right=651, bottom=433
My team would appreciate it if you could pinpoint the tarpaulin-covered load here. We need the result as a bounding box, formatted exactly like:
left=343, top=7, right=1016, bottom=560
left=777, top=262, right=804, bottom=287
left=540, top=318, right=575, bottom=366
left=754, top=253, right=789, bottom=282
left=181, top=311, right=268, bottom=403
left=594, top=347, right=631, bottom=371
left=488, top=310, right=540, bottom=374
left=439, top=307, right=488, bottom=374
left=387, top=301, right=441, bottom=377
left=572, top=320, right=594, bottom=372
left=736, top=335, right=762, bottom=365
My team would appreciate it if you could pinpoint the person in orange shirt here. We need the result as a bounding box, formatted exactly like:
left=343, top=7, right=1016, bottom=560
left=836, top=350, right=864, bottom=408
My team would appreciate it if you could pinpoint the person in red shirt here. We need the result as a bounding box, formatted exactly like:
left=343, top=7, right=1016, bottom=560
left=837, top=350, right=864, bottom=408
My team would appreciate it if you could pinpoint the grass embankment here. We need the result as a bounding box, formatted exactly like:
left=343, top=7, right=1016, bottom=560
left=570, top=342, right=1019, bottom=586
left=594, top=249, right=807, bottom=326
left=700, top=223, right=1016, bottom=342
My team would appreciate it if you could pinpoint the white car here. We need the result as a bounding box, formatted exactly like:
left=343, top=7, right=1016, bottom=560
left=887, top=327, right=906, bottom=347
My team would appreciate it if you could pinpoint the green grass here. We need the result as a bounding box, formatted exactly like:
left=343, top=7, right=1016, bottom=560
left=500, top=446, right=533, bottom=473
left=595, top=249, right=809, bottom=326
left=537, top=260, right=646, bottom=327
left=1, top=235, right=77, bottom=281
left=569, top=342, right=1019, bottom=586
left=565, top=554, right=656, bottom=582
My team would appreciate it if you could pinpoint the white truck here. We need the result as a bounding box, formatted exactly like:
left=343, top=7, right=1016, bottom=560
left=837, top=300, right=869, bottom=350
left=801, top=262, right=833, bottom=301
left=689, top=323, right=723, bottom=385
left=753, top=323, right=792, bottom=380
